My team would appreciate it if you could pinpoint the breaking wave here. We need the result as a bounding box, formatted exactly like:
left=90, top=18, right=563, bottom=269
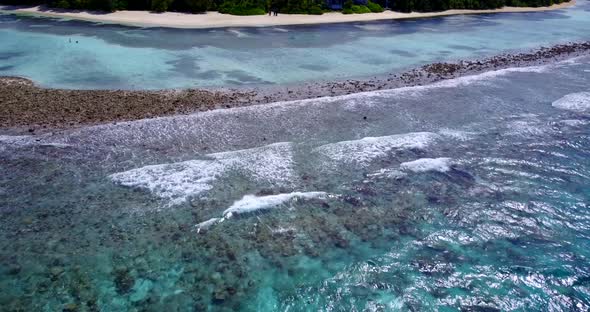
left=222, top=191, right=327, bottom=218
left=313, top=132, right=440, bottom=166
left=552, top=92, right=590, bottom=112
left=110, top=142, right=295, bottom=204
left=400, top=157, right=454, bottom=173
left=194, top=191, right=326, bottom=232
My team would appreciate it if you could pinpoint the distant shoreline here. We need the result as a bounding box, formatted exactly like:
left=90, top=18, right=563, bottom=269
left=1, top=41, right=589, bottom=134
left=0, top=1, right=575, bottom=29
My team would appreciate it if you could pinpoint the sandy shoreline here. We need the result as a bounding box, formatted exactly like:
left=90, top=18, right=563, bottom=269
left=1, top=41, right=589, bottom=135
left=0, top=1, right=575, bottom=29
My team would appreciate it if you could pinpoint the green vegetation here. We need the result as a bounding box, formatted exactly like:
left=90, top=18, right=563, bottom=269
left=342, top=0, right=351, bottom=13
left=151, top=0, right=172, bottom=12
left=65, top=0, right=321, bottom=15
left=218, top=0, right=266, bottom=15
left=351, top=4, right=370, bottom=13
left=184, top=0, right=209, bottom=12
left=366, top=0, right=382, bottom=12
left=342, top=0, right=379, bottom=14
left=0, top=0, right=570, bottom=15
left=308, top=5, right=323, bottom=14
left=274, top=0, right=325, bottom=15
left=390, top=0, right=568, bottom=12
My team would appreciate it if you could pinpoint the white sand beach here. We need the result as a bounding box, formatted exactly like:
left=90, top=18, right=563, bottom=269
left=0, top=1, right=575, bottom=29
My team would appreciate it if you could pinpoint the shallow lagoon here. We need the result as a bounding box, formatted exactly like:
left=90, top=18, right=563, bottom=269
left=1, top=1, right=590, bottom=89
left=1, top=56, right=589, bottom=310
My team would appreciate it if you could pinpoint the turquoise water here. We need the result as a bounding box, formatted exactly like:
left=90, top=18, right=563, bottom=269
left=1, top=56, right=589, bottom=310
left=0, top=1, right=590, bottom=89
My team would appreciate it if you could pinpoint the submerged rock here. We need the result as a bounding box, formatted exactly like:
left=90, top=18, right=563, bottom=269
left=114, top=267, right=135, bottom=294
left=213, top=287, right=228, bottom=303
left=49, top=266, right=64, bottom=280
left=334, top=236, right=350, bottom=248
left=62, top=303, right=78, bottom=312
left=343, top=196, right=362, bottom=207
left=7, top=264, right=22, bottom=275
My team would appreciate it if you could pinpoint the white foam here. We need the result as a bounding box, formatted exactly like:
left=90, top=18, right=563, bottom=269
left=342, top=96, right=378, bottom=110
left=552, top=92, right=590, bottom=112
left=413, top=65, right=547, bottom=91
left=505, top=120, right=547, bottom=137
left=557, top=56, right=588, bottom=66
left=480, top=157, right=590, bottom=180
left=209, top=142, right=295, bottom=184
left=313, top=65, right=550, bottom=103
left=195, top=218, right=221, bottom=233
left=492, top=167, right=541, bottom=179
left=314, top=132, right=440, bottom=166
left=0, top=135, right=32, bottom=143
left=271, top=226, right=297, bottom=234
left=354, top=24, right=388, bottom=31
left=110, top=142, right=295, bottom=204
left=110, top=159, right=222, bottom=204
left=0, top=135, right=71, bottom=151
left=559, top=119, right=589, bottom=127
left=366, top=168, right=407, bottom=179
left=227, top=29, right=249, bottom=38
left=400, top=157, right=453, bottom=173
left=376, top=64, right=541, bottom=101
left=422, top=230, right=477, bottom=246
left=222, top=191, right=326, bottom=219
left=438, top=128, right=476, bottom=141
left=271, top=27, right=289, bottom=32
left=68, top=65, right=551, bottom=145
left=307, top=65, right=550, bottom=108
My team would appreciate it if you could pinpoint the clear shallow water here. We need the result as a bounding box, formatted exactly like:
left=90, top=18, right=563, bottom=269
left=1, top=56, right=590, bottom=310
left=0, top=1, right=590, bottom=89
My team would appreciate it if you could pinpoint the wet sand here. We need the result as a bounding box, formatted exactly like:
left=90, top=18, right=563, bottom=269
left=1, top=41, right=589, bottom=134
left=0, top=1, right=575, bottom=29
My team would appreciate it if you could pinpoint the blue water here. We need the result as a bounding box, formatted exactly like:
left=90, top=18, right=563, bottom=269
left=0, top=1, right=590, bottom=89
left=1, top=56, right=589, bottom=310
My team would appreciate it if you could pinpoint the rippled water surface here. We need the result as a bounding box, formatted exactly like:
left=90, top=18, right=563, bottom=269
left=0, top=1, right=590, bottom=89
left=1, top=56, right=589, bottom=310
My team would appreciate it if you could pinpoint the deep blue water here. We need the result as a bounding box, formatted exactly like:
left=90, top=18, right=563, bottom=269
left=1, top=56, right=589, bottom=310
left=0, top=1, right=590, bottom=89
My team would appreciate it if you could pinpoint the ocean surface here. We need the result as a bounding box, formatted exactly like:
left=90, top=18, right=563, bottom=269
left=0, top=1, right=590, bottom=89
left=1, top=54, right=589, bottom=310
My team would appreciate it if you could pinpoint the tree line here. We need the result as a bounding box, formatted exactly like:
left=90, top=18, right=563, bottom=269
left=0, top=0, right=569, bottom=15
left=391, top=0, right=568, bottom=12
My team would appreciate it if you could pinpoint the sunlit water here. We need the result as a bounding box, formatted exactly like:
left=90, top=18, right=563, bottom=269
left=1, top=56, right=589, bottom=310
left=0, top=1, right=590, bottom=89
